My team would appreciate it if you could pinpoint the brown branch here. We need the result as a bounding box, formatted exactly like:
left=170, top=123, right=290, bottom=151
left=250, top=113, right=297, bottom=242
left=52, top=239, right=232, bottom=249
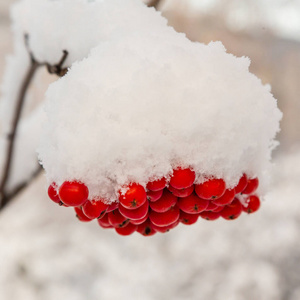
left=0, top=166, right=43, bottom=209
left=0, top=34, right=69, bottom=211
left=0, top=59, right=39, bottom=209
left=147, top=0, right=161, bottom=9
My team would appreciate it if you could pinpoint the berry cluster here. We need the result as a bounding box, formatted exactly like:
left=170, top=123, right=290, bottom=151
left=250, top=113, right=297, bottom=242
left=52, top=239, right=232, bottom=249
left=47, top=169, right=261, bottom=236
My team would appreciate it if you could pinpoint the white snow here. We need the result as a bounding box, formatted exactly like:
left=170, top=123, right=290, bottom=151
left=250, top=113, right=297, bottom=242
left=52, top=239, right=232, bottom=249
left=0, top=150, right=299, bottom=300
left=35, top=0, right=282, bottom=201
left=0, top=0, right=168, bottom=195
left=0, top=0, right=282, bottom=203
left=10, top=0, right=167, bottom=66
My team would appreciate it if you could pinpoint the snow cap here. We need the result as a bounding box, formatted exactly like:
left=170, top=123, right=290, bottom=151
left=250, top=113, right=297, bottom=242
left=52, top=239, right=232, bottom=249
left=36, top=0, right=282, bottom=202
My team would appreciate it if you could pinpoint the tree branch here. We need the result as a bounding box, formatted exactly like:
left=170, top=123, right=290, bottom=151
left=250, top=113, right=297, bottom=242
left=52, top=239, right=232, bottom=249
left=147, top=0, right=161, bottom=9
left=0, top=34, right=69, bottom=211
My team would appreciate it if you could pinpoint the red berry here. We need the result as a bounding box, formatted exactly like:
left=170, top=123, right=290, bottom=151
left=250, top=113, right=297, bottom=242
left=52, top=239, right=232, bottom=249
left=242, top=195, right=261, bottom=213
left=97, top=214, right=113, bottom=228
left=234, top=174, right=248, bottom=194
left=179, top=211, right=199, bottom=225
left=59, top=181, right=89, bottom=207
left=130, top=213, right=149, bottom=225
left=199, top=211, right=220, bottom=221
left=212, top=205, right=224, bottom=213
left=149, top=205, right=180, bottom=227
left=149, top=189, right=177, bottom=213
left=108, top=210, right=129, bottom=228
left=195, top=178, right=226, bottom=200
left=48, top=183, right=61, bottom=204
left=147, top=189, right=163, bottom=202
left=106, top=202, right=119, bottom=213
left=220, top=198, right=242, bottom=220
left=177, top=193, right=209, bottom=214
left=115, top=223, right=137, bottom=236
left=137, top=219, right=157, bottom=236
left=168, top=184, right=194, bottom=198
left=151, top=220, right=179, bottom=233
left=169, top=168, right=195, bottom=189
left=146, top=177, right=167, bottom=191
left=205, top=202, right=219, bottom=211
left=74, top=207, right=92, bottom=222
left=242, top=177, right=259, bottom=194
left=82, top=199, right=109, bottom=219
left=119, top=200, right=149, bottom=220
left=119, top=183, right=147, bottom=209
left=212, top=189, right=235, bottom=206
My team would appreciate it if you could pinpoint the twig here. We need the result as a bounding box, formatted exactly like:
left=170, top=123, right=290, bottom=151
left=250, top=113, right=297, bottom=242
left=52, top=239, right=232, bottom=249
left=147, top=0, right=161, bottom=9
left=0, top=166, right=43, bottom=209
left=0, top=34, right=69, bottom=211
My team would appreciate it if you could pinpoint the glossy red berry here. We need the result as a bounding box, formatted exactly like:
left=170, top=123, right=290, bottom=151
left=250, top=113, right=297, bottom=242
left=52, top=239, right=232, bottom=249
left=234, top=174, right=248, bottom=194
left=106, top=202, right=119, bottom=213
left=74, top=207, right=92, bottom=222
left=137, top=219, right=157, bottom=236
left=59, top=181, right=89, bottom=207
left=242, top=195, right=261, bottom=213
left=119, top=183, right=147, bottom=209
left=169, top=168, right=195, bottom=189
left=147, top=189, right=163, bottom=202
left=149, top=189, right=177, bottom=213
left=195, top=178, right=226, bottom=200
left=242, top=177, right=259, bottom=194
left=82, top=199, right=109, bottom=219
left=205, top=202, right=219, bottom=211
left=130, top=213, right=149, bottom=225
left=212, top=205, right=224, bottom=213
left=97, top=214, right=113, bottom=228
left=151, top=220, right=179, bottom=233
left=108, top=210, right=129, bottom=228
left=177, top=193, right=209, bottom=214
left=212, top=189, right=235, bottom=206
left=119, top=200, right=149, bottom=220
left=48, top=183, right=61, bottom=204
left=220, top=198, right=242, bottom=220
left=146, top=177, right=167, bottom=191
left=199, top=211, right=220, bottom=221
left=179, top=211, right=199, bottom=225
left=168, top=184, right=194, bottom=198
left=115, top=223, right=137, bottom=236
left=149, top=205, right=180, bottom=227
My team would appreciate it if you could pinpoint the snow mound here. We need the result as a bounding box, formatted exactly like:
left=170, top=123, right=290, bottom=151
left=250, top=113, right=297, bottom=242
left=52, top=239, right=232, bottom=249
left=37, top=0, right=282, bottom=202
left=11, top=0, right=167, bottom=67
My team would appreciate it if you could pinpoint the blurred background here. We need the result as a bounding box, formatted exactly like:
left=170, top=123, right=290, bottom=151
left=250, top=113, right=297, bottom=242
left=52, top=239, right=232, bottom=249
left=0, top=0, right=300, bottom=299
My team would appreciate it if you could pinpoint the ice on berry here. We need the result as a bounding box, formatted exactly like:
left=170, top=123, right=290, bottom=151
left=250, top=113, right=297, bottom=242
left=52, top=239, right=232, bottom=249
left=37, top=0, right=282, bottom=203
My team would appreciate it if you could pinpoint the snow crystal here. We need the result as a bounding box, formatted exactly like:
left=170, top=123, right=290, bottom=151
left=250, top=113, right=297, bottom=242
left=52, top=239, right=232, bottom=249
left=36, top=0, right=282, bottom=202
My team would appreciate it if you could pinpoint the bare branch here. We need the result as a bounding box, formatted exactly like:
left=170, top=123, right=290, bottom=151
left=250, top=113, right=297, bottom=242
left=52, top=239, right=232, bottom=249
left=0, top=58, right=40, bottom=209
left=147, top=0, right=161, bottom=9
left=0, top=35, right=69, bottom=211
left=0, top=166, right=43, bottom=210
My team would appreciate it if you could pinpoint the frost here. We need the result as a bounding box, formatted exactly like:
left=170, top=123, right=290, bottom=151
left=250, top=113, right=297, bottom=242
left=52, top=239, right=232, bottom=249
left=36, top=0, right=282, bottom=202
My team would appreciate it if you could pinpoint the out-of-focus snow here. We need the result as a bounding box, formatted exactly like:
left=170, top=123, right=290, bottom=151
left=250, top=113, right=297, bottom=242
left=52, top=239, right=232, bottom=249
left=37, top=0, right=281, bottom=201
left=0, top=150, right=299, bottom=300
left=189, top=0, right=300, bottom=42
left=11, top=0, right=167, bottom=66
